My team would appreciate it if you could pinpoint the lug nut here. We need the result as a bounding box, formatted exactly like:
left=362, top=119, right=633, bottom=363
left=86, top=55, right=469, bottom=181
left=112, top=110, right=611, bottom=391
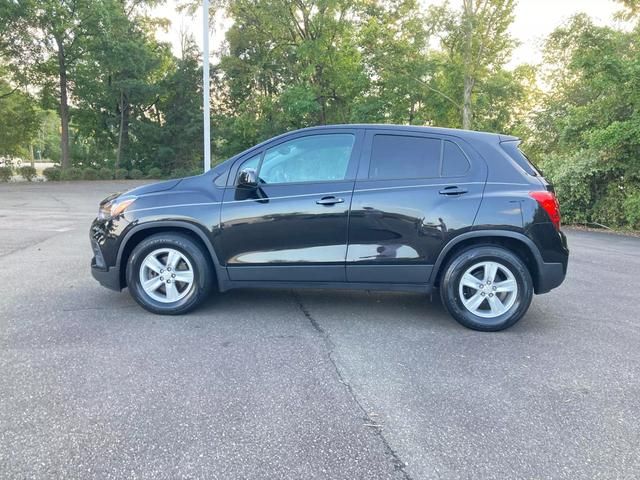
left=160, top=276, right=164, bottom=281
left=171, top=274, right=175, bottom=278
left=481, top=292, right=485, bottom=296
left=493, top=286, right=497, bottom=290
left=160, top=269, right=164, bottom=273
left=166, top=279, right=171, bottom=284
left=489, top=293, right=494, bottom=297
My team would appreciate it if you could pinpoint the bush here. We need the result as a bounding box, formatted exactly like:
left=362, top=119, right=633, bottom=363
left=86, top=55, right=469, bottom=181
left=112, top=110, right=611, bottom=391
left=43, top=167, right=61, bottom=181
left=624, top=190, right=640, bottom=230
left=0, top=166, right=12, bottom=182
left=129, top=168, right=144, bottom=179
left=18, top=165, right=37, bottom=181
left=114, top=168, right=128, bottom=179
left=146, top=167, right=163, bottom=179
left=97, top=167, right=112, bottom=180
left=541, top=152, right=601, bottom=225
left=60, top=167, right=83, bottom=181
left=169, top=167, right=193, bottom=179
left=82, top=167, right=98, bottom=180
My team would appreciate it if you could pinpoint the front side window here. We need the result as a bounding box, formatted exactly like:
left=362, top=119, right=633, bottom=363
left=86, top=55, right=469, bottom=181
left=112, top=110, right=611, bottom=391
left=259, top=134, right=354, bottom=184
left=369, top=135, right=441, bottom=180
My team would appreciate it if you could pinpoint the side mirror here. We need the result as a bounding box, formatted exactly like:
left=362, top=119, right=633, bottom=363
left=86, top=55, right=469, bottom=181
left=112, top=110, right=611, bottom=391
left=237, top=167, right=258, bottom=187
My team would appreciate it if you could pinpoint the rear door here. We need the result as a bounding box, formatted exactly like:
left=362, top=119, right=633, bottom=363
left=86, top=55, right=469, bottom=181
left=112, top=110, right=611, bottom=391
left=217, top=129, right=363, bottom=282
left=346, top=129, right=486, bottom=284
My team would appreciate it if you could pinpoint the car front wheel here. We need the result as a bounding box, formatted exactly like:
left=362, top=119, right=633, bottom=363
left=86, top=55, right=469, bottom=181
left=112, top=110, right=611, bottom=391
left=126, top=233, right=213, bottom=315
left=439, top=245, right=533, bottom=331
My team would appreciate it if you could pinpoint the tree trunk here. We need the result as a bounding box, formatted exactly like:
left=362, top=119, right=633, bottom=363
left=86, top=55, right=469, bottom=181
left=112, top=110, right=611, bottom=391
left=462, top=0, right=474, bottom=130
left=462, top=76, right=474, bottom=130
left=116, top=89, right=129, bottom=170
left=56, top=37, right=71, bottom=170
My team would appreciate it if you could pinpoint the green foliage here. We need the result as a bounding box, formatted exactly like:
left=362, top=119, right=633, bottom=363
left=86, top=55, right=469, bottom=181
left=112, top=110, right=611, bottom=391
left=82, top=168, right=98, bottom=180
left=97, top=167, right=113, bottom=180
left=623, top=191, right=640, bottom=229
left=129, top=169, right=144, bottom=180
left=0, top=166, right=12, bottom=182
left=0, top=78, right=38, bottom=158
left=61, top=167, right=83, bottom=181
left=43, top=167, right=61, bottom=181
left=529, top=14, right=640, bottom=228
left=169, top=167, right=197, bottom=179
left=18, top=165, right=37, bottom=181
left=146, top=167, right=162, bottom=179
left=1, top=0, right=639, bottom=230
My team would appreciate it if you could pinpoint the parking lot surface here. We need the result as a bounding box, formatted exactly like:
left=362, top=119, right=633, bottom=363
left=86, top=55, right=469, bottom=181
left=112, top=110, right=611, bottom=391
left=1, top=181, right=639, bottom=479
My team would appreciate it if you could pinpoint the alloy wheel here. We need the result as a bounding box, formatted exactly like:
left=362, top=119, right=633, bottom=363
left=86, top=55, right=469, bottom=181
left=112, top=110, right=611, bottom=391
left=458, top=261, right=518, bottom=318
left=139, top=248, right=195, bottom=303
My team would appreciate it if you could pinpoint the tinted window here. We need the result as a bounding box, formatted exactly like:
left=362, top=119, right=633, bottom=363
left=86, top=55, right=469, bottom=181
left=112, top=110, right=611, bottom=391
left=442, top=141, right=470, bottom=177
left=369, top=135, right=440, bottom=180
left=259, top=134, right=354, bottom=184
left=500, top=141, right=541, bottom=176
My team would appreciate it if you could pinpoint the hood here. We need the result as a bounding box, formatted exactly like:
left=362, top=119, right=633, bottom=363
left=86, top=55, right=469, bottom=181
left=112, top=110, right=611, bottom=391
left=121, top=178, right=182, bottom=198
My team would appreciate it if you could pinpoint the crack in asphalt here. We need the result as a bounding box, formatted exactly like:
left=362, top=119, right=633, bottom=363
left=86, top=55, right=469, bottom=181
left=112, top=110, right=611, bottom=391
left=292, top=291, right=413, bottom=480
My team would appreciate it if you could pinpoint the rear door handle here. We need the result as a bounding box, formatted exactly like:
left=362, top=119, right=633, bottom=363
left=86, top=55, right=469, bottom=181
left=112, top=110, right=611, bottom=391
left=439, top=186, right=468, bottom=196
left=316, top=196, right=344, bottom=205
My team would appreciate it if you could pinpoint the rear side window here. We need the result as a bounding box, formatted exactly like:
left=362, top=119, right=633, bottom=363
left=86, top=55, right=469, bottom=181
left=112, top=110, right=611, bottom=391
left=369, top=135, right=441, bottom=179
left=500, top=141, right=541, bottom=176
left=441, top=141, right=470, bottom=177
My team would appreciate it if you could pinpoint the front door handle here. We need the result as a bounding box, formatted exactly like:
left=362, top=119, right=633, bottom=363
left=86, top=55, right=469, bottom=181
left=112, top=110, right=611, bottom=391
left=439, top=186, right=468, bottom=196
left=316, top=196, right=344, bottom=205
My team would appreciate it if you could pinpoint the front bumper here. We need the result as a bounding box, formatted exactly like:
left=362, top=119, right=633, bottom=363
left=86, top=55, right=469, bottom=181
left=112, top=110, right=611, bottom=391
left=91, top=260, right=122, bottom=291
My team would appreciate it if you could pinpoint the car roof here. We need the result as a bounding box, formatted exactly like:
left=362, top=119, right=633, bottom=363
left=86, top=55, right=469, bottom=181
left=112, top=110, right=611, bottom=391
left=213, top=123, right=518, bottom=173
left=293, top=124, right=519, bottom=143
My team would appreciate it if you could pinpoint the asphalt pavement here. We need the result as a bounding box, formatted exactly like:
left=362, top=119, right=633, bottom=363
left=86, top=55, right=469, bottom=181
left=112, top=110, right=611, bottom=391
left=1, top=181, right=639, bottom=479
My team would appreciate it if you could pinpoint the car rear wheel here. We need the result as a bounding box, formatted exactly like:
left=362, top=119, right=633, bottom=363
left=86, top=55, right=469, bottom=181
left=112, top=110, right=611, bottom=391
left=126, top=233, right=213, bottom=315
left=439, top=245, right=533, bottom=331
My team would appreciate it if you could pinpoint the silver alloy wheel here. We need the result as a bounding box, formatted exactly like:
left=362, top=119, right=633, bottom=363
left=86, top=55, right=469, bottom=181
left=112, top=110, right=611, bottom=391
left=139, top=248, right=195, bottom=303
left=458, top=261, right=518, bottom=318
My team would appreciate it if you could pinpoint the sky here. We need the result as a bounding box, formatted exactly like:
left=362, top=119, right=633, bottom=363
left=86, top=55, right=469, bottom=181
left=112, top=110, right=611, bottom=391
left=153, top=0, right=625, bottom=68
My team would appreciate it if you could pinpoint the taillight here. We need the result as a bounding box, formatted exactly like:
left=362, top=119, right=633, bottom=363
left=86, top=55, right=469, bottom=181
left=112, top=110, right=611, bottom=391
left=529, top=191, right=561, bottom=231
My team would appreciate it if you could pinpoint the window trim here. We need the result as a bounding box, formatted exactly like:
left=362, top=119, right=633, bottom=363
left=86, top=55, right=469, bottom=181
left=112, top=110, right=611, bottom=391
left=227, top=130, right=361, bottom=187
left=357, top=129, right=474, bottom=182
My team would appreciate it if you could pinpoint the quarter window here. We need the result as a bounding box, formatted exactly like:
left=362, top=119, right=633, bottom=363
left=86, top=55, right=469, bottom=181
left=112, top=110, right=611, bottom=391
left=369, top=135, right=441, bottom=180
left=259, top=134, right=354, bottom=184
left=441, top=141, right=470, bottom=177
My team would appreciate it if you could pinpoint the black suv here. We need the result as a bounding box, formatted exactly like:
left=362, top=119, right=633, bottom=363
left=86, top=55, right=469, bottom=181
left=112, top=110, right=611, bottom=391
left=91, top=125, right=568, bottom=331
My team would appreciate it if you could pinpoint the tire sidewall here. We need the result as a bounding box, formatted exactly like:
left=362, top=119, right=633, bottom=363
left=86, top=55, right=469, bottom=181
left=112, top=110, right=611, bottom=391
left=127, top=235, right=210, bottom=315
left=440, top=247, right=533, bottom=331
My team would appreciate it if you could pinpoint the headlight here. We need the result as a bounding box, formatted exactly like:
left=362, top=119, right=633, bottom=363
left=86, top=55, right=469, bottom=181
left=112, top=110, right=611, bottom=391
left=98, top=195, right=136, bottom=220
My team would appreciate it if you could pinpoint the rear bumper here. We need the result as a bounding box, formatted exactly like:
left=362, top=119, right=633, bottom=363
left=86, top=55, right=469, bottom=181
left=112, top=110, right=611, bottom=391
left=91, top=260, right=122, bottom=291
left=535, top=261, right=567, bottom=294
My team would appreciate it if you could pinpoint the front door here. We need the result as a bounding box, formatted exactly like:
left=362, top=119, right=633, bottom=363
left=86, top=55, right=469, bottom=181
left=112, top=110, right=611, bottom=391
left=217, top=130, right=362, bottom=282
left=346, top=129, right=486, bottom=284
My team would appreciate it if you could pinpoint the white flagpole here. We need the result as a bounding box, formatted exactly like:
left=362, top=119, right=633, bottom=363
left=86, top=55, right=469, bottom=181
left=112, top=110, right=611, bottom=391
left=202, top=0, right=211, bottom=172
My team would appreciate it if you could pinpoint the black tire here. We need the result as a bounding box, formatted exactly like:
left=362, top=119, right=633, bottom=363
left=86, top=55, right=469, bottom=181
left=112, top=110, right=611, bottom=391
left=439, top=245, right=533, bottom=331
left=126, top=233, right=214, bottom=315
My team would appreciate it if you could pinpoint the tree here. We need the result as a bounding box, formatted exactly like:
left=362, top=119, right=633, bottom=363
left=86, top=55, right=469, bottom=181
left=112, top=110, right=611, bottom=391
left=73, top=1, right=172, bottom=170
left=531, top=14, right=640, bottom=227
left=434, top=0, right=516, bottom=129
left=0, top=73, right=39, bottom=160
left=0, top=0, right=114, bottom=169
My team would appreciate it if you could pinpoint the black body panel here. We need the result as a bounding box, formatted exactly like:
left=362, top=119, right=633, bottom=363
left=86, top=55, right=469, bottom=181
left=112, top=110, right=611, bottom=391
left=89, top=124, right=568, bottom=296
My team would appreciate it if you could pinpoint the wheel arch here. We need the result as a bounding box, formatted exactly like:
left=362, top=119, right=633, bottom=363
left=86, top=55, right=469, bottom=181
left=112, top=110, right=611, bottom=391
left=431, top=230, right=544, bottom=293
left=117, top=221, right=224, bottom=291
